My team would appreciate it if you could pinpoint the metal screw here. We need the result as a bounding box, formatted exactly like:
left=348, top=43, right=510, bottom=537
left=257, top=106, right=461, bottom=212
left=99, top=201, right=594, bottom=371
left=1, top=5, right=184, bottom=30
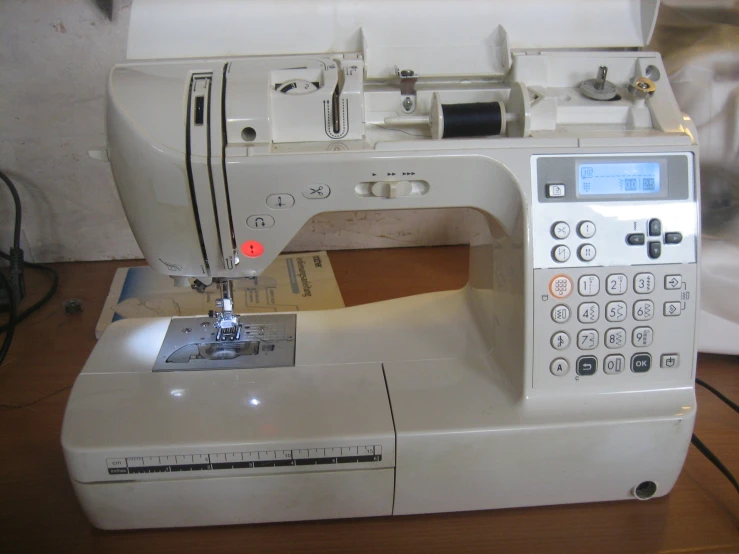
left=402, top=97, right=413, bottom=111
left=63, top=298, right=83, bottom=315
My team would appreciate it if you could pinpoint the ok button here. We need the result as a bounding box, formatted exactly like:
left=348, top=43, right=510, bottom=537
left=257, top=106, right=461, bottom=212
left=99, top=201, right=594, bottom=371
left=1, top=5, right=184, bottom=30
left=247, top=215, right=275, bottom=229
left=631, top=353, right=652, bottom=373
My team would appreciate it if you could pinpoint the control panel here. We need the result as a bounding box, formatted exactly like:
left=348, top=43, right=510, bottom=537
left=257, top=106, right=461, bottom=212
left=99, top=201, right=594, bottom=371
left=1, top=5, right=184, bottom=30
left=531, top=153, right=696, bottom=271
left=533, top=265, right=696, bottom=389
left=530, top=152, right=698, bottom=390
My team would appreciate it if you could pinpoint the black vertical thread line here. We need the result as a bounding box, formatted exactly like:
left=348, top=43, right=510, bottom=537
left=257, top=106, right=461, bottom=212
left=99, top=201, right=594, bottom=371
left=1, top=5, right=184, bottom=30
left=381, top=363, right=398, bottom=515
left=185, top=75, right=211, bottom=271
left=220, top=63, right=238, bottom=253
left=205, top=75, right=225, bottom=264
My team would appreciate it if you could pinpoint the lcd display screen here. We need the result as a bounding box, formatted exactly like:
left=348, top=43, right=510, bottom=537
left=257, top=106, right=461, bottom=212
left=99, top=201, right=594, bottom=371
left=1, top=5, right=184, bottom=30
left=577, top=162, right=661, bottom=196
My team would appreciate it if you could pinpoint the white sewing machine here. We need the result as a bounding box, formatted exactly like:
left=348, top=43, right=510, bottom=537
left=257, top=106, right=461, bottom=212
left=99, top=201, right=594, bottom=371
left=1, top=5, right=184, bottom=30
left=62, top=0, right=701, bottom=530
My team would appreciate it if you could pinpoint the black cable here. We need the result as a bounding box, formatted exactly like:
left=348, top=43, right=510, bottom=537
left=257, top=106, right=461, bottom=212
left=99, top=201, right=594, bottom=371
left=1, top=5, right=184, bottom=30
left=0, top=170, right=21, bottom=250
left=696, top=377, right=739, bottom=415
left=0, top=250, right=58, bottom=334
left=691, top=434, right=739, bottom=495
left=0, top=384, right=72, bottom=410
left=0, top=272, right=17, bottom=366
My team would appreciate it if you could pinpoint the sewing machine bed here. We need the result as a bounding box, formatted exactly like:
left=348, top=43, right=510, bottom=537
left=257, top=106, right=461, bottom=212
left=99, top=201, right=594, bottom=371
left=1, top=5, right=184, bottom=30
left=62, top=290, right=694, bottom=529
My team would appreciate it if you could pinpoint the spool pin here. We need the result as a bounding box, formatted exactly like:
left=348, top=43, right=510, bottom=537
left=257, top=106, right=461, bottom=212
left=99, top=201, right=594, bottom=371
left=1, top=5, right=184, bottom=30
left=383, top=83, right=529, bottom=139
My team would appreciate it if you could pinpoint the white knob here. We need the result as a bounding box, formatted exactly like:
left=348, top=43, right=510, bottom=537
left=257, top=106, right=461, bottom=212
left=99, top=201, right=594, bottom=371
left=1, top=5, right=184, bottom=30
left=370, top=180, right=413, bottom=198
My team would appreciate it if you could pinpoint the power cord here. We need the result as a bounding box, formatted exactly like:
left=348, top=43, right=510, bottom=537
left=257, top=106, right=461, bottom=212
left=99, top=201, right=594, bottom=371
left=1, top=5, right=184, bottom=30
left=0, top=170, right=59, bottom=367
left=0, top=250, right=58, bottom=334
left=0, top=272, right=17, bottom=366
left=0, top=170, right=25, bottom=307
left=697, top=377, right=739, bottom=415
left=0, top=169, right=22, bottom=250
left=0, top=384, right=72, bottom=410
left=692, top=377, right=739, bottom=495
left=691, top=434, right=739, bottom=495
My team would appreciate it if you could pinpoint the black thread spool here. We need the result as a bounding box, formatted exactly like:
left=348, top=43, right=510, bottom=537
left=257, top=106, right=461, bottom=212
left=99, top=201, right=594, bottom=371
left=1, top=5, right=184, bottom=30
left=441, top=101, right=504, bottom=138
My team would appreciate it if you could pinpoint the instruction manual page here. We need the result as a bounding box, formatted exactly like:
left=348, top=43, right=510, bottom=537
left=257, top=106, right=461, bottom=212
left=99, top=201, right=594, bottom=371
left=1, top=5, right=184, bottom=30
left=96, top=251, right=344, bottom=338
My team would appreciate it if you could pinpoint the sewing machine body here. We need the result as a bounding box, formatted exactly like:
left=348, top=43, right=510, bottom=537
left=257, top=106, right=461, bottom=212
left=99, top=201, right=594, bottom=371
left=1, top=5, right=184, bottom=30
left=62, top=0, right=700, bottom=529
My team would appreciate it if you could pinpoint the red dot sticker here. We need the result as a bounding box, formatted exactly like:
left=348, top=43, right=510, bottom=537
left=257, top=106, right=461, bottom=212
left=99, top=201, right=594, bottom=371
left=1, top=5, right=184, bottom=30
left=240, top=240, right=264, bottom=258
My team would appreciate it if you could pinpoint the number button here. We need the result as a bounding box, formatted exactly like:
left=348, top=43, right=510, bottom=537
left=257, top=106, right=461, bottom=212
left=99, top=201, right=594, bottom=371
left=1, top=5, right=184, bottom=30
left=578, top=275, right=600, bottom=296
left=605, top=301, right=627, bottom=322
left=552, top=245, right=571, bottom=263
left=604, top=354, right=625, bottom=374
left=633, top=300, right=654, bottom=321
left=550, top=358, right=570, bottom=376
left=578, top=244, right=597, bottom=262
left=551, top=331, right=570, bottom=350
left=551, top=304, right=571, bottom=323
left=577, top=329, right=599, bottom=350
left=577, top=221, right=596, bottom=239
left=606, top=274, right=627, bottom=295
left=578, top=302, right=600, bottom=324
left=632, top=327, right=653, bottom=347
left=549, top=275, right=573, bottom=299
left=605, top=328, right=626, bottom=349
left=634, top=273, right=655, bottom=294
left=551, top=222, right=570, bottom=239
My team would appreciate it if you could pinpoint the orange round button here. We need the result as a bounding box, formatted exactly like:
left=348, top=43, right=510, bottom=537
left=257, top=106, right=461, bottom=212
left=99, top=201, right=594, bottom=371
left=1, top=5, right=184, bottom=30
left=549, top=274, right=573, bottom=299
left=240, top=240, right=264, bottom=258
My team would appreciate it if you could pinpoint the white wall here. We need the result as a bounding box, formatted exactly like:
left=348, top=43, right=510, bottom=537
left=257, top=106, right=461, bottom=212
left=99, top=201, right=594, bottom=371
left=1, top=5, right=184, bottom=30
left=0, top=0, right=140, bottom=262
left=0, top=0, right=477, bottom=263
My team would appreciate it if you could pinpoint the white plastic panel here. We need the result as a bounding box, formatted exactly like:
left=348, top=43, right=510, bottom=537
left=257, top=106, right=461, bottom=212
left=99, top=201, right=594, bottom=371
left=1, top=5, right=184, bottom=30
left=127, top=0, right=660, bottom=77
left=73, top=468, right=394, bottom=530
left=62, top=319, right=395, bottom=484
left=384, top=357, right=694, bottom=515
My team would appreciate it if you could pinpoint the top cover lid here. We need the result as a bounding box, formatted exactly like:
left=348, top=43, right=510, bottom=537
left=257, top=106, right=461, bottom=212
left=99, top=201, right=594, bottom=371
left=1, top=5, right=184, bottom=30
left=127, top=0, right=661, bottom=78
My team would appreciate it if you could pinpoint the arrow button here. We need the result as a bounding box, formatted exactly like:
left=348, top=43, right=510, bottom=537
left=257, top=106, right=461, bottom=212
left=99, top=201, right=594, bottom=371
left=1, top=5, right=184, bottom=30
left=664, top=275, right=682, bottom=290
left=246, top=214, right=275, bottom=229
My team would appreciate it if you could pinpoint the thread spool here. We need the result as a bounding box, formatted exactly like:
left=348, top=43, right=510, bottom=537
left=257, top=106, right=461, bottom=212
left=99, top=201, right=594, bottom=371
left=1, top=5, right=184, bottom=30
left=383, top=84, right=529, bottom=139
left=440, top=100, right=505, bottom=138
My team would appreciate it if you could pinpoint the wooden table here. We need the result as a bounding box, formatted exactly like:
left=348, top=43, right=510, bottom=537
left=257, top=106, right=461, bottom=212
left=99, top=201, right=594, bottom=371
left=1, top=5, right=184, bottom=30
left=1, top=246, right=737, bottom=553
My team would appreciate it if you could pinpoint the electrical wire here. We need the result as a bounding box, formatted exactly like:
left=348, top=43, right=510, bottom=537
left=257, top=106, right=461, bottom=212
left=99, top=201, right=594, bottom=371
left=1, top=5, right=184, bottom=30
left=0, top=272, right=17, bottom=366
left=0, top=169, right=22, bottom=250
left=691, top=434, right=739, bottom=495
left=691, top=378, right=739, bottom=495
left=0, top=169, right=59, bottom=365
left=0, top=385, right=72, bottom=410
left=696, top=377, right=739, bottom=415
left=0, top=250, right=58, bottom=334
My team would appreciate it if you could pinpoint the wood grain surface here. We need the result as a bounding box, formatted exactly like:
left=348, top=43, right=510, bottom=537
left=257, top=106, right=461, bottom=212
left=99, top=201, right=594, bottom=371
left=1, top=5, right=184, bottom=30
left=0, top=246, right=737, bottom=553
